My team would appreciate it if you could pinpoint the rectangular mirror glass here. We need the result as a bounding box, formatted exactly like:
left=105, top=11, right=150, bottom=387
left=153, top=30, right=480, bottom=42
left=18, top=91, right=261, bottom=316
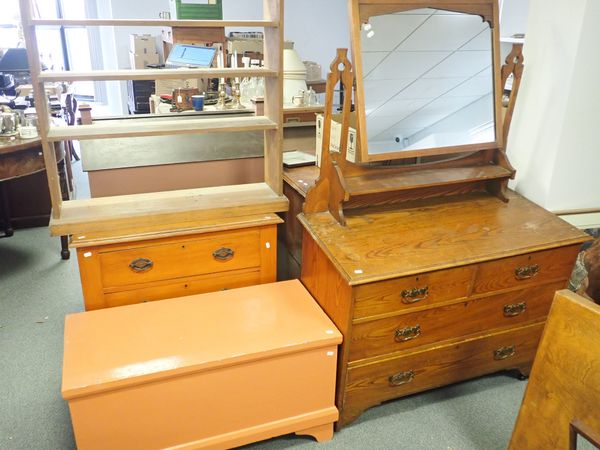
left=359, top=8, right=495, bottom=156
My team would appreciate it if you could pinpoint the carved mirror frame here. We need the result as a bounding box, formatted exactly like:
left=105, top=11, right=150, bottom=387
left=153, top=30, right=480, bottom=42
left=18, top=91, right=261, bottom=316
left=349, top=0, right=504, bottom=163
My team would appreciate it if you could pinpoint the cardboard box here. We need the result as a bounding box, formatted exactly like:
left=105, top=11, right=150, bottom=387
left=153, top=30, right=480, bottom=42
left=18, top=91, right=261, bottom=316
left=316, top=113, right=357, bottom=166
left=129, top=34, right=156, bottom=55
left=155, top=78, right=209, bottom=95
left=227, top=38, right=263, bottom=55
left=129, top=51, right=160, bottom=70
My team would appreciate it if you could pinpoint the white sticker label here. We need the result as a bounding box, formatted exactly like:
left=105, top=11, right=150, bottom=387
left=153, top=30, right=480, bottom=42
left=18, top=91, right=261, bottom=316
left=83, top=252, right=92, bottom=258
left=265, top=242, right=271, bottom=249
left=327, top=351, right=335, bottom=357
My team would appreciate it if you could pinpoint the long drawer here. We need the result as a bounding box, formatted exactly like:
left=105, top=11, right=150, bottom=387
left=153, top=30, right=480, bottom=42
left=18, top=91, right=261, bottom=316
left=344, top=322, right=544, bottom=416
left=349, top=282, right=563, bottom=362
left=354, top=266, right=475, bottom=319
left=472, top=246, right=580, bottom=294
left=103, top=269, right=262, bottom=308
left=99, top=229, right=261, bottom=288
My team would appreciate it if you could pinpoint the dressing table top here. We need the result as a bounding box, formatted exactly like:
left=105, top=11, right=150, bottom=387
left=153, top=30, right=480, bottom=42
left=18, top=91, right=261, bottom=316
left=299, top=192, right=590, bottom=285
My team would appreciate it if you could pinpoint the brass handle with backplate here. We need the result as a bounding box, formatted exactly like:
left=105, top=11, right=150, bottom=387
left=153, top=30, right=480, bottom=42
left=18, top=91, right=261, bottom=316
left=395, top=325, right=421, bottom=343
left=494, top=345, right=516, bottom=360
left=213, top=247, right=234, bottom=262
left=129, top=258, right=154, bottom=273
left=389, top=370, right=415, bottom=386
left=504, top=302, right=527, bottom=317
left=515, top=264, right=540, bottom=280
left=401, top=286, right=429, bottom=304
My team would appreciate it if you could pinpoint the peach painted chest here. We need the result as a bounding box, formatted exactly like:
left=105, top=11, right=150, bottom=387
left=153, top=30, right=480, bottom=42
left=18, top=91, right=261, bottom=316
left=62, top=280, right=342, bottom=449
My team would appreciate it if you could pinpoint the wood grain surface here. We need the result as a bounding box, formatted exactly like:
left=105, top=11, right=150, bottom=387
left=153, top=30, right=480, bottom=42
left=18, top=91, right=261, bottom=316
left=343, top=322, right=543, bottom=427
left=349, top=281, right=564, bottom=361
left=299, top=191, right=590, bottom=285
left=509, top=291, right=600, bottom=449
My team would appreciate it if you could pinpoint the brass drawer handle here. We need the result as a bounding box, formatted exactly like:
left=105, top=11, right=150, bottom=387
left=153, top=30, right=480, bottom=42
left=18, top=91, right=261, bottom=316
left=504, top=302, right=527, bottom=317
left=494, top=345, right=516, bottom=360
left=213, top=247, right=234, bottom=262
left=395, top=325, right=421, bottom=343
left=515, top=264, right=540, bottom=280
left=129, top=258, right=153, bottom=273
left=389, top=370, right=415, bottom=387
left=401, top=286, right=429, bottom=304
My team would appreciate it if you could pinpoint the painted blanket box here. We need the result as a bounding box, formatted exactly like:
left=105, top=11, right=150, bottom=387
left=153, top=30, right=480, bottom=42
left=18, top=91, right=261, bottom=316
left=61, top=280, right=342, bottom=450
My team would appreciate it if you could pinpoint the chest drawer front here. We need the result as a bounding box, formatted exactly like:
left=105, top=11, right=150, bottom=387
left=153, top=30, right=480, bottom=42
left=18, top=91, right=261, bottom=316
left=104, top=270, right=262, bottom=308
left=345, top=322, right=543, bottom=410
left=472, top=246, right=580, bottom=295
left=99, top=229, right=261, bottom=288
left=354, top=266, right=475, bottom=320
left=349, top=282, right=563, bottom=362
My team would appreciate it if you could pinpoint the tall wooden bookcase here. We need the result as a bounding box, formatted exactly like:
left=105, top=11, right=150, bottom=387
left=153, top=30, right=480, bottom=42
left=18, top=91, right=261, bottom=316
left=19, top=0, right=290, bottom=310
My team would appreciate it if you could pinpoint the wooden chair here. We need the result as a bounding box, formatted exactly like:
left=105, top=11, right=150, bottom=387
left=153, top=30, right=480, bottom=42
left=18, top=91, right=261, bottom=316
left=509, top=290, right=600, bottom=449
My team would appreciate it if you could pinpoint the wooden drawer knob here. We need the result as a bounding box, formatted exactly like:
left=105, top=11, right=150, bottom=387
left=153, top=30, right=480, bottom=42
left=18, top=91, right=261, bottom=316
left=401, top=286, right=429, bottom=304
left=395, top=325, right=421, bottom=343
left=129, top=258, right=153, bottom=273
left=504, top=302, right=527, bottom=317
left=212, top=247, right=234, bottom=262
left=389, top=370, right=415, bottom=387
left=515, top=264, right=540, bottom=280
left=494, top=345, right=516, bottom=360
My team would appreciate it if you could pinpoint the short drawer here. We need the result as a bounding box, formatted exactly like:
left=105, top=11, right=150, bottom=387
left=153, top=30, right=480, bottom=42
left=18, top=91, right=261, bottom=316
left=104, top=270, right=262, bottom=308
left=353, top=266, right=475, bottom=319
left=345, top=322, right=544, bottom=413
left=349, top=282, right=563, bottom=362
left=99, top=229, right=261, bottom=288
left=472, top=246, right=580, bottom=295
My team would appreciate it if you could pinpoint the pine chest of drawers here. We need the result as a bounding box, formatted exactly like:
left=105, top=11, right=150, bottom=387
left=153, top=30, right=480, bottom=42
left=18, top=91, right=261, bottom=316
left=299, top=192, right=590, bottom=429
left=72, top=215, right=281, bottom=310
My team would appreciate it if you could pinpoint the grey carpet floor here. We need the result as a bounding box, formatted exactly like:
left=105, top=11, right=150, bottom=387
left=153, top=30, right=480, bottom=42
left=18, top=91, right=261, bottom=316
left=0, top=227, right=529, bottom=450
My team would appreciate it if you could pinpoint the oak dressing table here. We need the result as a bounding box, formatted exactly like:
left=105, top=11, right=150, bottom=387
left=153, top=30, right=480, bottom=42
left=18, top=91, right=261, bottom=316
left=298, top=0, right=591, bottom=428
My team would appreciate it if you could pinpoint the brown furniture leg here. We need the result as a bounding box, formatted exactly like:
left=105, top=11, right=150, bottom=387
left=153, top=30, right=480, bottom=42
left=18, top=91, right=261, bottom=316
left=0, top=183, right=14, bottom=237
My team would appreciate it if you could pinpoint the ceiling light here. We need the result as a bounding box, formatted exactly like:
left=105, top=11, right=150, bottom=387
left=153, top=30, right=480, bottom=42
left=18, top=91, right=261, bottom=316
left=363, top=23, right=372, bottom=31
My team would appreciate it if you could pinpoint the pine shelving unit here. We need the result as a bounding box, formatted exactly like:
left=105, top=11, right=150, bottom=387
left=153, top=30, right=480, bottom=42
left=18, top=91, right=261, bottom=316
left=18, top=0, right=288, bottom=236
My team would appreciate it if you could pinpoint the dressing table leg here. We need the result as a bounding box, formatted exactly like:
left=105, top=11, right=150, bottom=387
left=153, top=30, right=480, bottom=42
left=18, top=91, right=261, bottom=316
left=0, top=183, right=14, bottom=237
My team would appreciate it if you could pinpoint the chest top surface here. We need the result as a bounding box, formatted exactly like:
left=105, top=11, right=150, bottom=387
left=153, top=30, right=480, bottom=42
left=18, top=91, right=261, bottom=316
left=299, top=192, right=590, bottom=285
left=62, top=280, right=341, bottom=399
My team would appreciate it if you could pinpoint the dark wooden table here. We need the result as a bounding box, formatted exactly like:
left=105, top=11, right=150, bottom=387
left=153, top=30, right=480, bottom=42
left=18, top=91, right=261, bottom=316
left=0, top=136, right=71, bottom=259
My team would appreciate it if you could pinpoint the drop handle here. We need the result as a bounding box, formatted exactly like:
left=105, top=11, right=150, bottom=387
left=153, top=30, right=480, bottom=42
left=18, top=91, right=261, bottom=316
left=494, top=345, right=516, bottom=360
left=504, top=302, right=527, bottom=317
left=213, top=247, right=234, bottom=262
left=129, top=258, right=153, bottom=273
left=401, top=286, right=429, bottom=304
left=515, top=264, right=540, bottom=280
left=389, top=370, right=415, bottom=387
left=395, top=325, right=421, bottom=343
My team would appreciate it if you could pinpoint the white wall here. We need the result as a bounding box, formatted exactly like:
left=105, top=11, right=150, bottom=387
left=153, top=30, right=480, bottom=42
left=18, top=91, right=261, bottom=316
left=506, top=0, right=599, bottom=212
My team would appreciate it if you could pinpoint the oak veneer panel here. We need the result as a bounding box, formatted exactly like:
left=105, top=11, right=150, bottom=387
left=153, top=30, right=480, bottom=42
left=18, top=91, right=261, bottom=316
left=473, top=245, right=580, bottom=294
left=349, top=281, right=564, bottom=361
left=99, top=228, right=261, bottom=288
left=343, top=322, right=544, bottom=427
left=62, top=280, right=342, bottom=450
left=509, top=291, right=600, bottom=450
left=299, top=191, right=589, bottom=285
left=353, top=265, right=475, bottom=319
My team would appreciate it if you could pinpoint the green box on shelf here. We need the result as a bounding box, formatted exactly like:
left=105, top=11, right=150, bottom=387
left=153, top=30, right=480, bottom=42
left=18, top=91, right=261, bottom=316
left=169, top=0, right=223, bottom=20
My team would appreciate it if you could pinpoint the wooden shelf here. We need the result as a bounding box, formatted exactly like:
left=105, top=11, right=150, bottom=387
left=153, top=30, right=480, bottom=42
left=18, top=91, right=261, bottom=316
left=345, top=165, right=513, bottom=196
left=29, top=19, right=278, bottom=28
left=49, top=182, right=288, bottom=236
left=39, top=68, right=278, bottom=82
left=46, top=116, right=277, bottom=142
